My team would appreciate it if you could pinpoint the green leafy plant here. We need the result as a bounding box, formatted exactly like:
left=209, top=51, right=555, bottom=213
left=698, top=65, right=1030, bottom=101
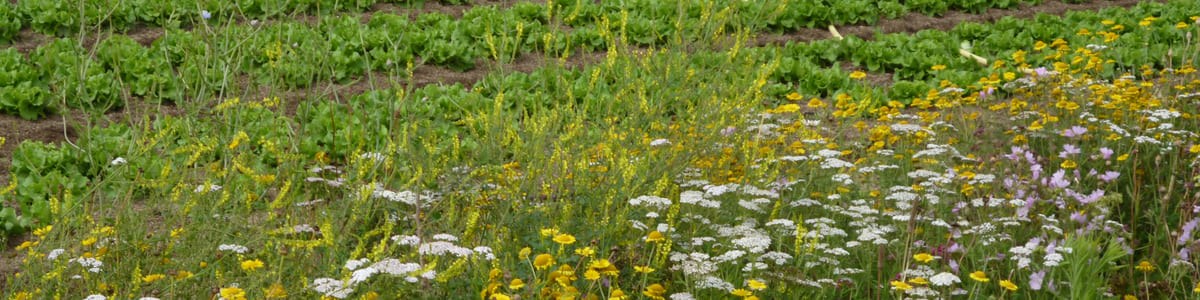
left=0, top=3, right=20, bottom=43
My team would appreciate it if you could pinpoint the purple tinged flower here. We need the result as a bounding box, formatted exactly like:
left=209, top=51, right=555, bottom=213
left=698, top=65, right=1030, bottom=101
left=1059, top=144, right=1081, bottom=158
left=1181, top=248, right=1191, bottom=260
left=1179, top=218, right=1199, bottom=246
left=1098, top=171, right=1120, bottom=182
left=1006, top=146, right=1025, bottom=161
left=1047, top=169, right=1070, bottom=189
left=1074, top=189, right=1105, bottom=205
left=1029, top=270, right=1046, bottom=291
left=1098, top=147, right=1113, bottom=160
left=1034, top=67, right=1050, bottom=77
left=1070, top=211, right=1088, bottom=224
left=1065, top=124, right=1094, bottom=137
left=201, top=10, right=211, bottom=20
left=1031, top=164, right=1043, bottom=180
left=948, top=259, right=959, bottom=274
left=979, top=87, right=996, bottom=100
left=1025, top=237, right=1042, bottom=249
left=720, top=126, right=737, bottom=136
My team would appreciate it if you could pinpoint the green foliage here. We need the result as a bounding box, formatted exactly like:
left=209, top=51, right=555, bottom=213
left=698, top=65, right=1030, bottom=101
left=8, top=142, right=89, bottom=232
left=888, top=80, right=934, bottom=103
left=96, top=36, right=184, bottom=103
left=0, top=3, right=20, bottom=43
left=32, top=39, right=124, bottom=111
left=0, top=49, right=53, bottom=119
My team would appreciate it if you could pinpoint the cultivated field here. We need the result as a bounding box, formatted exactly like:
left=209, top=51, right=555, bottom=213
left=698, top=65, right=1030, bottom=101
left=2, top=0, right=1200, bottom=299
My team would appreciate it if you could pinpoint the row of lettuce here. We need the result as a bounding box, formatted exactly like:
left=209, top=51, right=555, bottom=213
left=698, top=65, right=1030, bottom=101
left=0, top=0, right=1087, bottom=44
left=3, top=0, right=1198, bottom=235
left=0, top=0, right=475, bottom=39
left=4, top=0, right=1191, bottom=121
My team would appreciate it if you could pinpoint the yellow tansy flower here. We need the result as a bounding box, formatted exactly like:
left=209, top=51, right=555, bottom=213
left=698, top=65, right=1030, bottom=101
left=240, top=259, right=265, bottom=272
left=969, top=271, right=990, bottom=283
left=553, top=233, right=577, bottom=245
left=533, top=254, right=555, bottom=270
left=913, top=253, right=934, bottom=263
left=220, top=287, right=247, bottom=300
left=1136, top=260, right=1155, bottom=272
left=1000, top=280, right=1018, bottom=291
left=645, top=230, right=665, bottom=243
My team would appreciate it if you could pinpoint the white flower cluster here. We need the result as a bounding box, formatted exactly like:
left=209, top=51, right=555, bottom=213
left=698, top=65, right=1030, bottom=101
left=218, top=244, right=249, bottom=254
left=680, top=190, right=720, bottom=208
left=314, top=258, right=426, bottom=298
left=370, top=186, right=440, bottom=206
left=69, top=257, right=104, bottom=273
left=628, top=195, right=672, bottom=209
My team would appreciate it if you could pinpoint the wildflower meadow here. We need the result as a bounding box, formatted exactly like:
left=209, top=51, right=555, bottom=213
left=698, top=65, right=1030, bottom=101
left=3, top=0, right=1200, bottom=299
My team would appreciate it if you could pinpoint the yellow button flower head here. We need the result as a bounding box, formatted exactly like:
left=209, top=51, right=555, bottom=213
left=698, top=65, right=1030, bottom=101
left=490, top=294, right=511, bottom=300
left=909, top=277, right=929, bottom=285
left=890, top=280, right=913, bottom=291
left=141, top=274, right=166, bottom=283
left=747, top=279, right=767, bottom=291
left=931, top=64, right=947, bottom=71
left=220, top=287, right=247, bottom=300
left=634, top=266, right=656, bottom=274
left=786, top=92, right=803, bottom=101
left=519, top=247, right=532, bottom=259
left=1060, top=160, right=1077, bottom=169
left=609, top=289, right=628, bottom=300
left=1136, top=260, right=1155, bottom=273
left=969, top=271, right=990, bottom=283
left=575, top=246, right=595, bottom=257
left=850, top=71, right=867, bottom=80
left=584, top=269, right=601, bottom=281
left=807, top=98, right=827, bottom=109
left=731, top=288, right=754, bottom=297
left=240, top=259, right=265, bottom=272
left=913, top=253, right=934, bottom=263
left=643, top=283, right=666, bottom=300
left=534, top=254, right=555, bottom=270
left=645, top=230, right=665, bottom=243
left=540, top=228, right=559, bottom=237
left=1000, top=279, right=1018, bottom=291
left=509, top=278, right=526, bottom=290
left=264, top=283, right=288, bottom=299
left=1193, top=281, right=1200, bottom=293
left=553, top=233, right=577, bottom=245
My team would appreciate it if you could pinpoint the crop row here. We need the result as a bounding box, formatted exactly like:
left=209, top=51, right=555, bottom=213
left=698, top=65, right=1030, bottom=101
left=5, top=0, right=1197, bottom=234
left=0, top=0, right=481, bottom=40
left=0, top=0, right=1140, bottom=120
left=755, top=0, right=1200, bottom=109
left=2, top=0, right=1092, bottom=44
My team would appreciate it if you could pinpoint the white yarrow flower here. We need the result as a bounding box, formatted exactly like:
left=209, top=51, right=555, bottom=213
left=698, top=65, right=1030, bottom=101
left=930, top=272, right=961, bottom=286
